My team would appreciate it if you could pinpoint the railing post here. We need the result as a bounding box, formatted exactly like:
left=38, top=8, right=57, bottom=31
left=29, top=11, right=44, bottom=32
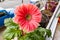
left=0, top=0, right=4, bottom=2
left=22, top=0, right=23, bottom=3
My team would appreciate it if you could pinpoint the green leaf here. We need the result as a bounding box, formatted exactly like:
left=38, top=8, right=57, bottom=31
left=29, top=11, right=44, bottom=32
left=4, top=18, right=18, bottom=27
left=3, top=26, right=22, bottom=40
left=19, top=27, right=51, bottom=40
left=4, top=18, right=22, bottom=40
left=4, top=18, right=51, bottom=40
left=37, top=27, right=46, bottom=36
left=4, top=28, right=14, bottom=39
left=46, top=29, right=51, bottom=37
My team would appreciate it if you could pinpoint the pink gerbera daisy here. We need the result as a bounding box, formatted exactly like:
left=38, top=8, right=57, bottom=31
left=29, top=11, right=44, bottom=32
left=13, top=4, right=42, bottom=33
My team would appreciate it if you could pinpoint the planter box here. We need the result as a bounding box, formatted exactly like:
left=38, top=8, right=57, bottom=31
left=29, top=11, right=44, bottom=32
left=46, top=1, right=60, bottom=40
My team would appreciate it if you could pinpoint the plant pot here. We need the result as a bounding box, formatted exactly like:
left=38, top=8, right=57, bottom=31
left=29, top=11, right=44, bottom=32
left=58, top=17, right=60, bottom=23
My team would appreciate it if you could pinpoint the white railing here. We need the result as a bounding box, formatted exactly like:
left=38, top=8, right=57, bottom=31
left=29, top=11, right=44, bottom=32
left=0, top=0, right=4, bottom=2
left=46, top=1, right=60, bottom=40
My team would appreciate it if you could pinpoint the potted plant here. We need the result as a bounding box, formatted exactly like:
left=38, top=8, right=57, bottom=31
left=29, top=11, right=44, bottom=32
left=58, top=13, right=60, bottom=23
left=3, top=4, right=51, bottom=40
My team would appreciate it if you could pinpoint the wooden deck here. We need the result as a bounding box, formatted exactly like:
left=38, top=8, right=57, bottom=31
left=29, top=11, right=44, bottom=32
left=54, top=23, right=60, bottom=40
left=0, top=27, right=6, bottom=40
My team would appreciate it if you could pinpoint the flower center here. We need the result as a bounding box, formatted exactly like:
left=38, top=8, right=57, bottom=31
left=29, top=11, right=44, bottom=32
left=26, top=14, right=31, bottom=20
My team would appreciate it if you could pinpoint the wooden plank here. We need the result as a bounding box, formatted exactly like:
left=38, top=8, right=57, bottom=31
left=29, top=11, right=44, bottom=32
left=54, top=23, right=60, bottom=40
